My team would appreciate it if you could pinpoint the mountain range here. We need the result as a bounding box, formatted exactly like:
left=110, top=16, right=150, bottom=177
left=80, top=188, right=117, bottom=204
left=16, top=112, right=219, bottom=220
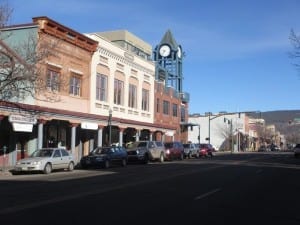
left=251, top=110, right=300, bottom=139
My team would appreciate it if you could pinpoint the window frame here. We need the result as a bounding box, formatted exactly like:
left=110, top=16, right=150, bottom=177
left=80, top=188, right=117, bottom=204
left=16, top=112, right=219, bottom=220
left=141, top=88, right=149, bottom=111
left=96, top=73, right=108, bottom=101
left=128, top=83, right=137, bottom=108
left=172, top=103, right=178, bottom=117
left=69, top=74, right=81, bottom=96
left=163, top=100, right=170, bottom=115
left=114, top=79, right=124, bottom=105
left=46, top=69, right=60, bottom=92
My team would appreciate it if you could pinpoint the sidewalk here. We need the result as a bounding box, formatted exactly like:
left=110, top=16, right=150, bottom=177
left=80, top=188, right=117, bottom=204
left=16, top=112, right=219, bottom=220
left=0, top=166, right=14, bottom=177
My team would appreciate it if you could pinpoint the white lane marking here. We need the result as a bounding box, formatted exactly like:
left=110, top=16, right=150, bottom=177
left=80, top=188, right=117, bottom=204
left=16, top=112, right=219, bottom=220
left=0, top=165, right=224, bottom=215
left=194, top=188, right=222, bottom=201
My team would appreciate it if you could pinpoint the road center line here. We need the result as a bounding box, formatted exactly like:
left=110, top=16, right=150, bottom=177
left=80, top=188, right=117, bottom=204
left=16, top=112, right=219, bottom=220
left=194, top=188, right=222, bottom=201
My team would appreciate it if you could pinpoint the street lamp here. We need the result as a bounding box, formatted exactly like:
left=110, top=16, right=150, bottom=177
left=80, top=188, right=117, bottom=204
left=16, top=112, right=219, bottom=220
left=2, top=145, right=7, bottom=172
left=198, top=125, right=201, bottom=146
left=224, top=118, right=233, bottom=153
left=108, top=109, right=112, bottom=146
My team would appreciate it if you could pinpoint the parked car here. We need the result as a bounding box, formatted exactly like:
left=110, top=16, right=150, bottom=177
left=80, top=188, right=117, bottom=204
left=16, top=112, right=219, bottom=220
left=258, top=145, right=269, bottom=152
left=183, top=143, right=199, bottom=158
left=199, top=143, right=214, bottom=157
left=13, top=148, right=75, bottom=174
left=126, top=141, right=166, bottom=164
left=293, top=144, right=300, bottom=158
left=270, top=144, right=281, bottom=151
left=164, top=141, right=184, bottom=161
left=80, top=146, right=128, bottom=169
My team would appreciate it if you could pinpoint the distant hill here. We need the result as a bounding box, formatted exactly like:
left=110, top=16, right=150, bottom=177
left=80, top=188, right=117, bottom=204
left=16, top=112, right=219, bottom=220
left=248, top=110, right=300, bottom=138
left=260, top=110, right=300, bottom=124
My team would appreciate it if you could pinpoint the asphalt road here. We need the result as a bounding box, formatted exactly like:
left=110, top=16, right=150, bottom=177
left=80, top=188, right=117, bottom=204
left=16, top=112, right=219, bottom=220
left=0, top=152, right=299, bottom=225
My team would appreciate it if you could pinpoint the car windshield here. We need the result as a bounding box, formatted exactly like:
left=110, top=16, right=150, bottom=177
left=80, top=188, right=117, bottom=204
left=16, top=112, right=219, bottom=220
left=31, top=149, right=53, bottom=157
left=164, top=143, right=173, bottom=148
left=91, top=148, right=111, bottom=154
left=127, top=142, right=147, bottom=149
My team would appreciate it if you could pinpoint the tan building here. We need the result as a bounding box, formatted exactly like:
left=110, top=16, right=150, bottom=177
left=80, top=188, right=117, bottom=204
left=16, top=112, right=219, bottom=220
left=0, top=16, right=100, bottom=163
left=0, top=18, right=189, bottom=166
left=86, top=30, right=183, bottom=147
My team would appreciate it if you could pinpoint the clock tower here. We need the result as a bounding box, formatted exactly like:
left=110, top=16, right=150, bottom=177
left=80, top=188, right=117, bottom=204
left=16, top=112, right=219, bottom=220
left=153, top=30, right=190, bottom=143
left=154, top=30, right=183, bottom=93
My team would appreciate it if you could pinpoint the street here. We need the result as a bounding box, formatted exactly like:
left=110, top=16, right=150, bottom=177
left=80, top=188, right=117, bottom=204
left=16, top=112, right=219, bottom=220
left=0, top=152, right=299, bottom=225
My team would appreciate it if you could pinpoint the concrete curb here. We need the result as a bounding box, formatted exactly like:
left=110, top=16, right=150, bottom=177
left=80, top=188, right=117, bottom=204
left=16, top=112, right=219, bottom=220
left=0, top=168, right=14, bottom=177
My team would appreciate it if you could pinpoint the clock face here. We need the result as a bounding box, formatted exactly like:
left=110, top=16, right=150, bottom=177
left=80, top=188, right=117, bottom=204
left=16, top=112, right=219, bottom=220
left=159, top=45, right=171, bottom=57
left=177, top=46, right=182, bottom=58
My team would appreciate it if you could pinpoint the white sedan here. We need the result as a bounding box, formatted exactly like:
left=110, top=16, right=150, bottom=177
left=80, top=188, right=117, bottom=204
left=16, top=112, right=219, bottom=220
left=14, top=148, right=75, bottom=174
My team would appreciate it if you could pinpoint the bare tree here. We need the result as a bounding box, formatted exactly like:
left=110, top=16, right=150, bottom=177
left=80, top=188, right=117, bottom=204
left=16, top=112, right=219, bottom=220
left=216, top=122, right=233, bottom=151
left=289, top=29, right=300, bottom=76
left=0, top=2, right=65, bottom=103
left=0, top=0, right=12, bottom=28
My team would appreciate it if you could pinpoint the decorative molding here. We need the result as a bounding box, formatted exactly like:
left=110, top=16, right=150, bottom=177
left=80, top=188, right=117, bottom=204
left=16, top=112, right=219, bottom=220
left=98, top=47, right=154, bottom=76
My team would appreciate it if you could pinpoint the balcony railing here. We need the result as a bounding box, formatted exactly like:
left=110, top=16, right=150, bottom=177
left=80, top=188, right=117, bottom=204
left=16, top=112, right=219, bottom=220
left=180, top=92, right=190, bottom=103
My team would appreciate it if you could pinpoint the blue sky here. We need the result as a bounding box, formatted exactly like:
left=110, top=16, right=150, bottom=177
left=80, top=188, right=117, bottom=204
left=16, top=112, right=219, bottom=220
left=7, top=0, right=300, bottom=114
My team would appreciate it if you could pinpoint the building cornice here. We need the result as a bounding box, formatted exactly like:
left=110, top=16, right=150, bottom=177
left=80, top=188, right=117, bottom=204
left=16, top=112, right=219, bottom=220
left=32, top=16, right=98, bottom=53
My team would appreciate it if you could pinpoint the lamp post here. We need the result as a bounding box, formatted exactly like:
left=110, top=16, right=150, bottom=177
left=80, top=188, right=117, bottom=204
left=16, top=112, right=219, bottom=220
left=198, top=125, right=201, bottom=146
left=108, top=109, right=112, bottom=146
left=224, top=118, right=233, bottom=153
left=2, top=145, right=7, bottom=172
left=208, top=114, right=211, bottom=144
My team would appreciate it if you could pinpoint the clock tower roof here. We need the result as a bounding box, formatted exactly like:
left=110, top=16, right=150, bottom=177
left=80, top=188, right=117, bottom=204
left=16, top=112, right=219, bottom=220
left=159, top=29, right=178, bottom=49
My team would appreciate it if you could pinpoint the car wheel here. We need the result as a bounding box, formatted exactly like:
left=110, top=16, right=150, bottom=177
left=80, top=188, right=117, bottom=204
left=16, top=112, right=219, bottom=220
left=43, top=163, right=52, bottom=174
left=179, top=152, right=184, bottom=160
left=121, top=158, right=127, bottom=167
left=68, top=162, right=74, bottom=171
left=143, top=154, right=149, bottom=164
left=104, top=160, right=110, bottom=169
left=159, top=153, right=164, bottom=163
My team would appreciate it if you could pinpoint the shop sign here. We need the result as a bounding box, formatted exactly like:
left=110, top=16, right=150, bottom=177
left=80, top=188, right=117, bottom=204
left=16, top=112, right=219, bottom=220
left=12, top=123, right=33, bottom=132
left=165, top=131, right=174, bottom=136
left=9, top=114, right=37, bottom=124
left=81, top=122, right=98, bottom=130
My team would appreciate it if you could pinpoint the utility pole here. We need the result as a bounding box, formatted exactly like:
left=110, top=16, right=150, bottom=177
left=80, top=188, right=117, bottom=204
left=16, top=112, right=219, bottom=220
left=108, top=109, right=112, bottom=146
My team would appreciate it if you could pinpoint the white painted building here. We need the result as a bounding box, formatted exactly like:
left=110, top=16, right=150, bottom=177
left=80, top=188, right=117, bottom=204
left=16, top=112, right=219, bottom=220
left=86, top=31, right=155, bottom=124
left=188, top=113, right=246, bottom=151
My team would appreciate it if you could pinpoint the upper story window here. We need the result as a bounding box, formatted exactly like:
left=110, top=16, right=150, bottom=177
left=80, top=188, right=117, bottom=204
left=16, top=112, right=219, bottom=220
left=181, top=105, right=186, bottom=122
left=172, top=103, right=178, bottom=117
left=128, top=84, right=137, bottom=108
left=96, top=73, right=107, bottom=101
left=141, top=89, right=149, bottom=111
left=156, top=98, right=160, bottom=113
left=163, top=100, right=170, bottom=115
left=47, top=69, right=60, bottom=92
left=69, top=74, right=81, bottom=96
left=114, top=79, right=124, bottom=105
